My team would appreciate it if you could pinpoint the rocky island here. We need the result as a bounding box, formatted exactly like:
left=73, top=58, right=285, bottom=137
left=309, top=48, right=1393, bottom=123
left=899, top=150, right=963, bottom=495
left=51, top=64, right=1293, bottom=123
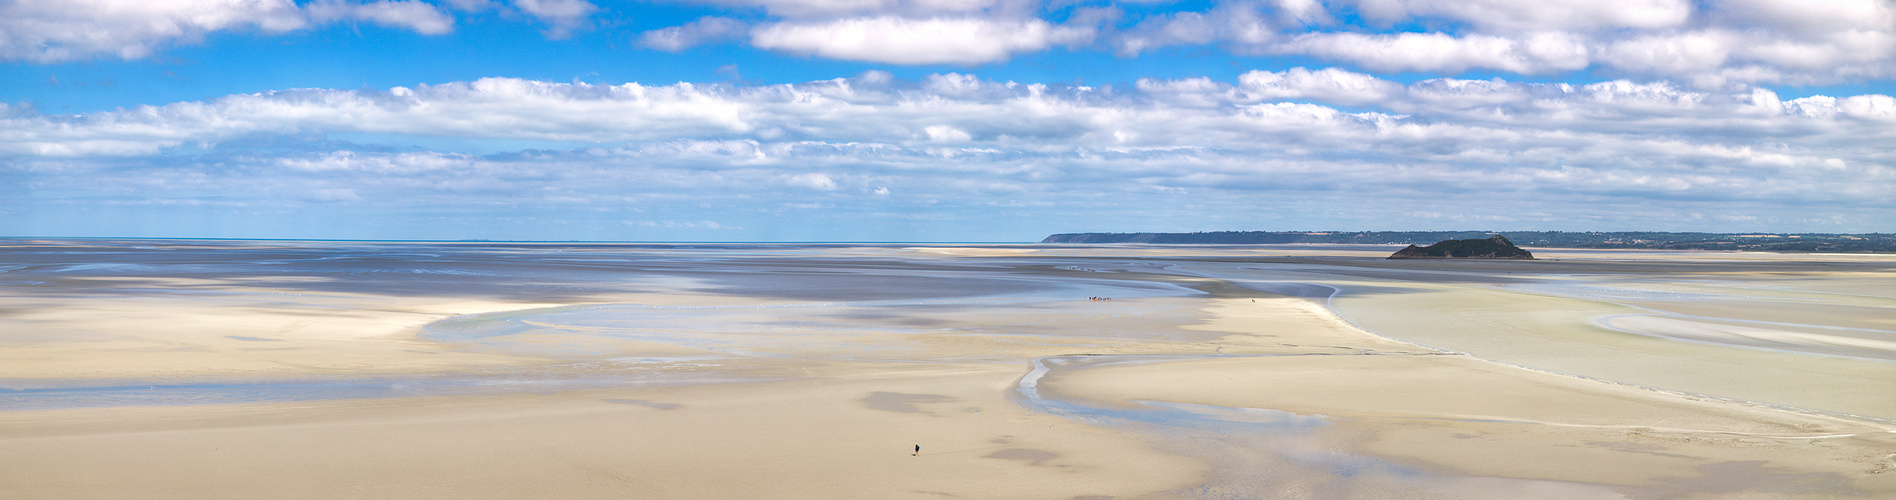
left=1388, top=235, right=1535, bottom=259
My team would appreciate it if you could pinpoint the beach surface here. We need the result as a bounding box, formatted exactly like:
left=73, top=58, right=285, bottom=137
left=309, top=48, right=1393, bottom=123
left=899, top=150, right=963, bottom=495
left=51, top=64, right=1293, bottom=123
left=3, top=240, right=1893, bottom=498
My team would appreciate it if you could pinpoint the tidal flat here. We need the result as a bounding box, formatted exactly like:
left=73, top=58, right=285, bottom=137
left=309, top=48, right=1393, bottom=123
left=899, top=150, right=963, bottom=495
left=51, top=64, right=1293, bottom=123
left=2, top=239, right=1893, bottom=499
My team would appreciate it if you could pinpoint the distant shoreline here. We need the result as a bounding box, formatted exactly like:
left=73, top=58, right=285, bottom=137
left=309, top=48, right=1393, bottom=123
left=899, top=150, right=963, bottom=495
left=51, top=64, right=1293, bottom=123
left=1041, top=231, right=1896, bottom=253
left=4, top=234, right=1893, bottom=253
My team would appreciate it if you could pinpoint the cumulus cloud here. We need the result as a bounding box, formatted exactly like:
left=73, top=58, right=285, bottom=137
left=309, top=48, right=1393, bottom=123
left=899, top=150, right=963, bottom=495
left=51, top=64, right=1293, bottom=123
left=1236, top=67, right=1401, bottom=105
left=788, top=172, right=841, bottom=190
left=639, top=17, right=751, bottom=51
left=511, top=0, right=598, bottom=38
left=441, top=0, right=498, bottom=12
left=1278, top=31, right=1592, bottom=74
left=0, top=0, right=470, bottom=62
left=751, top=16, right=1092, bottom=64
left=307, top=0, right=456, bottom=35
left=923, top=125, right=973, bottom=142
left=10, top=0, right=1895, bottom=86
left=6, top=73, right=1893, bottom=157
left=3, top=73, right=1892, bottom=236
left=1107, top=0, right=1896, bottom=87
left=676, top=0, right=1021, bottom=19
left=1714, top=0, right=1895, bottom=36
left=1115, top=1, right=1281, bottom=56
left=278, top=150, right=475, bottom=174
left=0, top=0, right=621, bottom=61
left=1595, top=23, right=1896, bottom=87
left=1136, top=76, right=1248, bottom=109
left=1349, top=0, right=1692, bottom=32
left=0, top=0, right=307, bottom=62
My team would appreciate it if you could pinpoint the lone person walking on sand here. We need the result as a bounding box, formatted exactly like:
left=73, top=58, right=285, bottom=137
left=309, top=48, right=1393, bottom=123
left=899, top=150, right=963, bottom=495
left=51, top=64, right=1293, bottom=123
left=914, top=444, right=920, bottom=456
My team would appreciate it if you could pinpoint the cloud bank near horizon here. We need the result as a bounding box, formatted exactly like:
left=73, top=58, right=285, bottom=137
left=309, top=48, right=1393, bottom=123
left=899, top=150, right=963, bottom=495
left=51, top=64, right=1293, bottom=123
left=5, top=70, right=1890, bottom=239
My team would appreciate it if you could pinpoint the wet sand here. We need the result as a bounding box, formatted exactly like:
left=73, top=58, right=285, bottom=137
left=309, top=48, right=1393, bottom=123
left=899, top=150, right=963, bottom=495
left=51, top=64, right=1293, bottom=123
left=2, top=364, right=1204, bottom=499
left=3, top=240, right=1894, bottom=498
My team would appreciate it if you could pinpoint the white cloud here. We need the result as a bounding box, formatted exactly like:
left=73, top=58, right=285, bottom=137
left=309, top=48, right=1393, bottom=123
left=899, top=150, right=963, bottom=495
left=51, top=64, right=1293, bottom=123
left=672, top=0, right=1014, bottom=19
left=1358, top=0, right=1692, bottom=32
left=7, top=70, right=1896, bottom=240
left=639, top=17, right=750, bottom=51
left=789, top=172, right=841, bottom=190
left=1135, top=76, right=1233, bottom=108
left=923, top=125, right=973, bottom=142
left=3, top=73, right=1891, bottom=227
left=625, top=220, right=743, bottom=230
left=6, top=73, right=1892, bottom=163
left=751, top=16, right=1090, bottom=64
left=1839, top=94, right=1896, bottom=120
left=1236, top=67, right=1401, bottom=106
left=1273, top=0, right=1332, bottom=26
left=0, top=0, right=307, bottom=62
left=511, top=0, right=598, bottom=38
left=0, top=0, right=626, bottom=62
left=307, top=0, right=455, bottom=35
left=1279, top=31, right=1591, bottom=74
left=1399, top=77, right=1535, bottom=109
left=1595, top=25, right=1896, bottom=87
left=1714, top=0, right=1895, bottom=35
left=278, top=151, right=475, bottom=174
left=0, top=0, right=473, bottom=62
left=1597, top=30, right=1738, bottom=77
left=1109, top=0, right=1896, bottom=87
left=1115, top=1, right=1281, bottom=56
left=920, top=72, right=993, bottom=96
left=9, top=0, right=1895, bottom=88
left=442, top=0, right=497, bottom=11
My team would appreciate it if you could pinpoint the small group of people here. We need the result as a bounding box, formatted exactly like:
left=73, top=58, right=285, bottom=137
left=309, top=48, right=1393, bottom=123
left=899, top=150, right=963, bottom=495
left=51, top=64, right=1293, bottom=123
left=1087, top=296, right=1112, bottom=302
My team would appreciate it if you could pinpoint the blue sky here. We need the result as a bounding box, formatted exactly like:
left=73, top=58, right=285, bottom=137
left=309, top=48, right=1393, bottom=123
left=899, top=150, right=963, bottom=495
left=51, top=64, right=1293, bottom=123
left=3, top=0, right=1894, bottom=241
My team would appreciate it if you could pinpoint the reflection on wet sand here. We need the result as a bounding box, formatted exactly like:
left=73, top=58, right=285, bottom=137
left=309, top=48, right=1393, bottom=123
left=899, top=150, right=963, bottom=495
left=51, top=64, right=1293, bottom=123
left=2, top=240, right=1894, bottom=498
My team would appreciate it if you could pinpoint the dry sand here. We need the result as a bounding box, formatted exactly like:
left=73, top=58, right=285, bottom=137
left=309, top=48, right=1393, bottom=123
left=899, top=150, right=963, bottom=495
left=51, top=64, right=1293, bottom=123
left=4, top=241, right=1894, bottom=498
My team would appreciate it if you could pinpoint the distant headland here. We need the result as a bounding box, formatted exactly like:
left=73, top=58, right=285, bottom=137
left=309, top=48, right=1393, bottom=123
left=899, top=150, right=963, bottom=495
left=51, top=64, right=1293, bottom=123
left=1039, top=231, right=1896, bottom=253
